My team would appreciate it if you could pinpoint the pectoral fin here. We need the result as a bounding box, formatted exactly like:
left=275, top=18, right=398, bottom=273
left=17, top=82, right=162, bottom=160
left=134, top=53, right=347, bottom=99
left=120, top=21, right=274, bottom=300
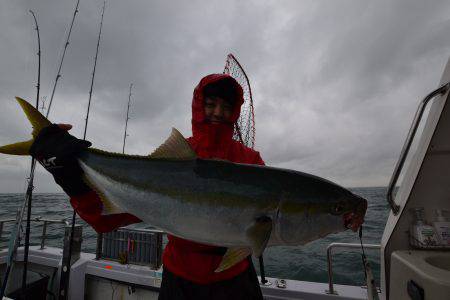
left=215, top=217, right=273, bottom=273
left=246, top=216, right=272, bottom=257
left=215, top=247, right=252, bottom=273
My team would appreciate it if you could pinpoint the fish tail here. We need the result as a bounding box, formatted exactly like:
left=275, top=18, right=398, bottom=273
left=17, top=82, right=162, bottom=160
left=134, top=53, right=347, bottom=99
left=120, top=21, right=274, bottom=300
left=0, top=97, right=51, bottom=155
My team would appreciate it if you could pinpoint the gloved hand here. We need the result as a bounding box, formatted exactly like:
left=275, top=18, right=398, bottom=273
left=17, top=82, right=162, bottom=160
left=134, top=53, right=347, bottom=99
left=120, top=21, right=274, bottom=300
left=30, top=124, right=92, bottom=196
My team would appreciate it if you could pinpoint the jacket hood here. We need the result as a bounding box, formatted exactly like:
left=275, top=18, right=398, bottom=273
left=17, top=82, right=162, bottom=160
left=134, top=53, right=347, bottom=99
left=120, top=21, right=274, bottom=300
left=190, top=74, right=244, bottom=158
left=192, top=74, right=244, bottom=124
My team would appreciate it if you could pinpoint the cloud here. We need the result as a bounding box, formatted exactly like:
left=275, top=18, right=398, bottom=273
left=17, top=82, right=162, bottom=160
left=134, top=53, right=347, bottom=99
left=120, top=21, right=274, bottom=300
left=1, top=0, right=450, bottom=192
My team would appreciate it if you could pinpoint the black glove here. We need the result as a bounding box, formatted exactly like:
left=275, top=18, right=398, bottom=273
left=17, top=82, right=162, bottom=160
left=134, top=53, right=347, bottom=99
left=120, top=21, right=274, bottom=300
left=30, top=124, right=92, bottom=196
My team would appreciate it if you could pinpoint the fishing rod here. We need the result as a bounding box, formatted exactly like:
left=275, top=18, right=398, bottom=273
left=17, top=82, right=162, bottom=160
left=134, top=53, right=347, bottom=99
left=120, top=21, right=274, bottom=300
left=1, top=1, right=81, bottom=297
left=59, top=2, right=106, bottom=299
left=82, top=0, right=105, bottom=140
left=0, top=168, right=37, bottom=298
left=46, top=0, right=80, bottom=118
left=21, top=9, right=42, bottom=292
left=122, top=83, right=133, bottom=154
left=40, top=96, right=47, bottom=113
left=0, top=10, right=41, bottom=299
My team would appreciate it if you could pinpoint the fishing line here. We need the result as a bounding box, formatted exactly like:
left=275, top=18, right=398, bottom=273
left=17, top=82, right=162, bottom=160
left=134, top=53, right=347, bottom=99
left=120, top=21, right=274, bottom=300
left=358, top=226, right=380, bottom=299
left=358, top=226, right=367, bottom=279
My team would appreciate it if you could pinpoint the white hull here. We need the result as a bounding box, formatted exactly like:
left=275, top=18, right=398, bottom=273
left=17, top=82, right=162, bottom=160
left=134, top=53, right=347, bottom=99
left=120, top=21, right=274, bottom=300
left=0, top=246, right=370, bottom=300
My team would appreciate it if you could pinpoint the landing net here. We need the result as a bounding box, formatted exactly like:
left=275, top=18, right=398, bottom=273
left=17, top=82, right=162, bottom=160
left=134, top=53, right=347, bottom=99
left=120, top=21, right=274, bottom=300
left=223, top=54, right=256, bottom=149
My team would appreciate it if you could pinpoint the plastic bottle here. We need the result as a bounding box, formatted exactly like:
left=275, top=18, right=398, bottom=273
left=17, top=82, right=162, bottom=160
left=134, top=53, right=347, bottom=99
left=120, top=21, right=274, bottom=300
left=409, top=207, right=439, bottom=248
left=433, top=209, right=450, bottom=246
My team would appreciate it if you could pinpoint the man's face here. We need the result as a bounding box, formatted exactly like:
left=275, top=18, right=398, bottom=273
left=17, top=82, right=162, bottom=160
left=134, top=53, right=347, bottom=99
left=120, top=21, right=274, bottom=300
left=204, top=96, right=233, bottom=124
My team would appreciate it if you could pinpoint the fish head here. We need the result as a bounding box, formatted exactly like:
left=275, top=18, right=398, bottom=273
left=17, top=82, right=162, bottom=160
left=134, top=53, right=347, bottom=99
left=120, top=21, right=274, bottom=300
left=277, top=192, right=367, bottom=245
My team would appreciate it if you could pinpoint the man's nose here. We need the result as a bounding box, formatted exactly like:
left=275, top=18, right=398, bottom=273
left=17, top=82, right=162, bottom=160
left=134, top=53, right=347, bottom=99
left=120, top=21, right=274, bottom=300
left=213, top=104, right=224, bottom=118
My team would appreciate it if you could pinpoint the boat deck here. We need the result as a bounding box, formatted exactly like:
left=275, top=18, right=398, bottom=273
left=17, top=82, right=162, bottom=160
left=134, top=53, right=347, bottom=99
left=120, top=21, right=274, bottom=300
left=1, top=246, right=369, bottom=299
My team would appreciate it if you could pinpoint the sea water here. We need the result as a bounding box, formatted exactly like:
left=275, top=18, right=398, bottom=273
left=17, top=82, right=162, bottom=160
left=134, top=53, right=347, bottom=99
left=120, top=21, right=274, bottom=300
left=0, top=187, right=388, bottom=286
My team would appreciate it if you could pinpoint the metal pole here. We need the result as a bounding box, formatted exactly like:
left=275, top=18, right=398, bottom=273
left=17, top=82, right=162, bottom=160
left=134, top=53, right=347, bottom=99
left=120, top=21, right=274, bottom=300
left=258, top=256, right=268, bottom=285
left=326, top=242, right=380, bottom=295
left=95, top=233, right=103, bottom=260
left=386, top=83, right=449, bottom=215
left=40, top=221, right=48, bottom=250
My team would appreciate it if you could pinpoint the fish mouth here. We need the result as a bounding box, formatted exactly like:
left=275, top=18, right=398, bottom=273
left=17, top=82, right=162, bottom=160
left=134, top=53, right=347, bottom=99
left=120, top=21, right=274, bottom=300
left=343, top=197, right=367, bottom=232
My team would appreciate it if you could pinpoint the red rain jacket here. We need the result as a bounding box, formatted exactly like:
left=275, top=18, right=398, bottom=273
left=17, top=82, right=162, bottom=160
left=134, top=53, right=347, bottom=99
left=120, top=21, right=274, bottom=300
left=70, top=73, right=264, bottom=284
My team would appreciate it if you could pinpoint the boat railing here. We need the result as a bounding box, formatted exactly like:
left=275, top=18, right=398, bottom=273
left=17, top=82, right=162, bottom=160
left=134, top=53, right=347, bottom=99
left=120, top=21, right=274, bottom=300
left=2, top=218, right=382, bottom=292
left=387, top=82, right=450, bottom=215
left=95, top=227, right=165, bottom=258
left=0, top=216, right=69, bottom=250
left=326, top=242, right=381, bottom=295
left=95, top=227, right=164, bottom=269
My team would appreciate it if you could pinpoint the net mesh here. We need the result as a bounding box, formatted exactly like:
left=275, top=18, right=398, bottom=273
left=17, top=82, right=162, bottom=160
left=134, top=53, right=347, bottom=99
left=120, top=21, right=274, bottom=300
left=223, top=54, right=255, bottom=149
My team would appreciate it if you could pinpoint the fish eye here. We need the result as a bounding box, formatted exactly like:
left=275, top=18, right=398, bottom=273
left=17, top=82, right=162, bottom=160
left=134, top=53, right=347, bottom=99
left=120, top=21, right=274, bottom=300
left=331, top=203, right=344, bottom=215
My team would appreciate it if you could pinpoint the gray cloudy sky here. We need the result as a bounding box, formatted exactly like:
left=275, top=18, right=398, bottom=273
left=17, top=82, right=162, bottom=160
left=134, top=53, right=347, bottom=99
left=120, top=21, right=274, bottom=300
left=1, top=0, right=450, bottom=193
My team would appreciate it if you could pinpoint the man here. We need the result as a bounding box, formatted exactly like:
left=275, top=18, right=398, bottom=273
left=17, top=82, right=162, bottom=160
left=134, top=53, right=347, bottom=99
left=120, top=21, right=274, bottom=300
left=30, top=74, right=264, bottom=299
left=159, top=74, right=264, bottom=299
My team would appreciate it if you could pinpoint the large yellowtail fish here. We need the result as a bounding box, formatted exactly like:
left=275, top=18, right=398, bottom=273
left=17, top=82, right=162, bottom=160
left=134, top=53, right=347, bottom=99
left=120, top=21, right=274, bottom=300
left=0, top=97, right=367, bottom=272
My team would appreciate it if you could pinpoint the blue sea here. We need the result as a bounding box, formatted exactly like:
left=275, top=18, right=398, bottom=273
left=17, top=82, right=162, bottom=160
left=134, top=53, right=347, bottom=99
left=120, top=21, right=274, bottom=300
left=0, top=187, right=389, bottom=287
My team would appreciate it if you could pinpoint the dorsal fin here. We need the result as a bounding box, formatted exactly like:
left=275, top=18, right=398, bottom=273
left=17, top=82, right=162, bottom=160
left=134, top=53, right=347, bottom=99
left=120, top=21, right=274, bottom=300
left=149, top=128, right=197, bottom=160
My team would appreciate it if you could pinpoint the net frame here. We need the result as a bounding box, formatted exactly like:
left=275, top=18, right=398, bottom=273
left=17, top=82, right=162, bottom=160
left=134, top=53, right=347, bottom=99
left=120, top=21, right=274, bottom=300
left=223, top=53, right=256, bottom=149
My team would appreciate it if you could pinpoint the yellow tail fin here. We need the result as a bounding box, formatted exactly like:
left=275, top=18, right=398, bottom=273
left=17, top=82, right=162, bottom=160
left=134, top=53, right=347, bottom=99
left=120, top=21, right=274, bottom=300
left=0, top=97, right=51, bottom=155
